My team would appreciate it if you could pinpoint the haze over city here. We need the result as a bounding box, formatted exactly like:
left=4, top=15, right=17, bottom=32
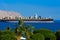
left=0, top=0, right=60, bottom=20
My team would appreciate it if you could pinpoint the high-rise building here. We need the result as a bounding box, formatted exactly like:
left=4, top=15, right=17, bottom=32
left=34, top=14, right=38, bottom=19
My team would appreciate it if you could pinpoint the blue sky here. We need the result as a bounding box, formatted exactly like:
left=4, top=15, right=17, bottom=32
left=0, top=0, right=60, bottom=20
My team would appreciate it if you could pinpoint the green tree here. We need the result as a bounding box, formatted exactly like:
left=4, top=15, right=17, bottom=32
left=26, top=24, right=34, bottom=35
left=31, top=33, right=44, bottom=40
left=34, top=29, right=56, bottom=40
left=15, top=20, right=34, bottom=40
left=18, top=19, right=23, bottom=26
left=15, top=20, right=25, bottom=40
left=55, top=30, right=60, bottom=40
left=0, top=30, right=17, bottom=40
left=24, top=25, right=34, bottom=40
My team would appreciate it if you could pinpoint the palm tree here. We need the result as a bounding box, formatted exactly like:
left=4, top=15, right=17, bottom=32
left=27, top=24, right=34, bottom=35
left=15, top=19, right=25, bottom=40
left=25, top=24, right=34, bottom=40
left=15, top=27, right=21, bottom=40
left=15, top=19, right=34, bottom=40
left=18, top=24, right=34, bottom=40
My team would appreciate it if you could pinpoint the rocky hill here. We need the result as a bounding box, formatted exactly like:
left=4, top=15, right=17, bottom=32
left=0, top=10, right=22, bottom=19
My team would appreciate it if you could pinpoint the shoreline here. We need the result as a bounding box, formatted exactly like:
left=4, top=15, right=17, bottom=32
left=24, top=21, right=54, bottom=23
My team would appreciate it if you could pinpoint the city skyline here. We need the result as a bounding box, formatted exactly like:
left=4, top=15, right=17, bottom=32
left=0, top=0, right=60, bottom=20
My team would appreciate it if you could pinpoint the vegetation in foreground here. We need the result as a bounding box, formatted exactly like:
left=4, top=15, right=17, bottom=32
left=0, top=20, right=60, bottom=40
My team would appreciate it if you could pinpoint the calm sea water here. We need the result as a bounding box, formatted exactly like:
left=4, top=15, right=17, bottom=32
left=0, top=20, right=60, bottom=32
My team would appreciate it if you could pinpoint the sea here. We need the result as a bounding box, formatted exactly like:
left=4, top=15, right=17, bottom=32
left=0, top=20, right=60, bottom=32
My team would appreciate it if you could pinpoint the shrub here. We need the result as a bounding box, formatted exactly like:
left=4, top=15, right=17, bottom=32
left=31, top=33, right=44, bottom=40
left=34, top=29, right=56, bottom=40
left=0, top=30, right=17, bottom=40
left=55, top=30, right=60, bottom=40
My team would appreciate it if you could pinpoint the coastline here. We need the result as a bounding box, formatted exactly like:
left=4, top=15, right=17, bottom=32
left=24, top=21, right=54, bottom=23
left=7, top=21, right=54, bottom=23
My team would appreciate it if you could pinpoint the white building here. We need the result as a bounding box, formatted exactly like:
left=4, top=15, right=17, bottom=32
left=34, top=14, right=38, bottom=19
left=20, top=37, right=26, bottom=40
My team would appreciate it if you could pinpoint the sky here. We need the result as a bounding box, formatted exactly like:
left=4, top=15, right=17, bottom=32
left=0, top=0, right=60, bottom=20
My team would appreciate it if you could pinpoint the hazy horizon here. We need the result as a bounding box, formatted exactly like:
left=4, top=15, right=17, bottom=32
left=0, top=0, right=60, bottom=20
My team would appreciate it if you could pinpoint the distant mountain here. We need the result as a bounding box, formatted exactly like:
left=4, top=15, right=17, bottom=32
left=0, top=10, right=22, bottom=19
